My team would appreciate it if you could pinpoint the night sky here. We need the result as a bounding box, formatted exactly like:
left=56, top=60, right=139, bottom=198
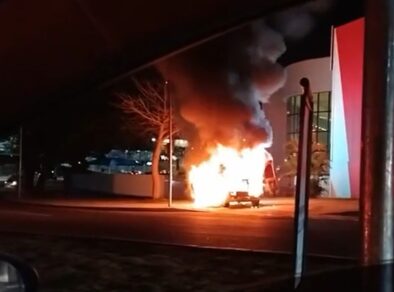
left=114, top=0, right=364, bottom=153
left=0, top=0, right=365, bottom=159
left=279, top=0, right=364, bottom=64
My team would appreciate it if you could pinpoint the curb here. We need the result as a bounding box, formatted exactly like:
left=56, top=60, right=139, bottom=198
left=3, top=200, right=202, bottom=213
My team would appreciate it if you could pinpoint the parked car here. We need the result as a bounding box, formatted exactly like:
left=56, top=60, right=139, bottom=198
left=4, top=174, right=18, bottom=189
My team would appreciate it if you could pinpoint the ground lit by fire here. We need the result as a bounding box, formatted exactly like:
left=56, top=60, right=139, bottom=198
left=189, top=144, right=271, bottom=208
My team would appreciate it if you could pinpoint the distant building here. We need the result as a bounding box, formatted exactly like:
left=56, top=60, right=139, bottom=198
left=0, top=135, right=19, bottom=183
left=86, top=139, right=189, bottom=175
left=87, top=150, right=152, bottom=174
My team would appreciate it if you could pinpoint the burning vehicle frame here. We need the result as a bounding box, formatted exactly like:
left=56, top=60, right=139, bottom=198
left=159, top=19, right=286, bottom=208
left=188, top=147, right=278, bottom=208
left=224, top=156, right=278, bottom=208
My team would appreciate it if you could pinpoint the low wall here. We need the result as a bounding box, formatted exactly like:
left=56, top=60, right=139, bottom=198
left=71, top=173, right=187, bottom=198
left=71, top=173, right=165, bottom=197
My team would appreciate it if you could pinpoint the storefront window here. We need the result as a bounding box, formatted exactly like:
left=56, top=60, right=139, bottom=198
left=286, top=91, right=331, bottom=151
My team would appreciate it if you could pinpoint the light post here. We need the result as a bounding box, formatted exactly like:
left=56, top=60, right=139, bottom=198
left=360, top=0, right=394, bottom=266
left=18, top=125, right=23, bottom=199
left=165, top=80, right=173, bottom=208
left=293, top=78, right=313, bottom=288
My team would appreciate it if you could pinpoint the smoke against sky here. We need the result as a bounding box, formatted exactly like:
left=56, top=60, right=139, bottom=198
left=158, top=20, right=286, bottom=165
left=270, top=0, right=335, bottom=40
left=157, top=0, right=335, bottom=166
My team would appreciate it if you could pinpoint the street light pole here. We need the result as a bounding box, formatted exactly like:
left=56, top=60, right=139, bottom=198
left=18, top=125, right=23, bottom=199
left=165, top=80, right=173, bottom=208
left=293, top=78, right=313, bottom=288
left=360, top=0, right=394, bottom=266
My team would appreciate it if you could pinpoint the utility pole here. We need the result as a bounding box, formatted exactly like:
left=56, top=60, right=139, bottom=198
left=293, top=78, right=313, bottom=288
left=360, top=0, right=394, bottom=266
left=165, top=80, right=173, bottom=208
left=18, top=125, right=23, bottom=199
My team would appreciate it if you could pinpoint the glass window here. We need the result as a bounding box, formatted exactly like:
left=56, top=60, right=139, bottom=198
left=318, top=112, right=329, bottom=131
left=293, top=115, right=299, bottom=133
left=286, top=91, right=331, bottom=152
left=313, top=93, right=318, bottom=111
left=291, top=133, right=297, bottom=141
left=318, top=132, right=328, bottom=146
left=287, top=116, right=292, bottom=133
left=313, top=113, right=319, bottom=131
left=319, top=92, right=330, bottom=112
left=294, top=95, right=301, bottom=114
left=286, top=97, right=293, bottom=114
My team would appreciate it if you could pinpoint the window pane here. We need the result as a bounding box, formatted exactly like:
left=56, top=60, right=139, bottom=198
left=294, top=95, right=301, bottom=114
left=319, top=92, right=330, bottom=112
left=287, top=97, right=293, bottom=114
left=318, top=112, right=329, bottom=131
left=293, top=115, right=299, bottom=133
left=313, top=113, right=319, bottom=131
left=313, top=93, right=318, bottom=111
left=312, top=131, right=318, bottom=143
left=287, top=91, right=333, bottom=142
left=287, top=116, right=292, bottom=133
left=318, top=132, right=328, bottom=146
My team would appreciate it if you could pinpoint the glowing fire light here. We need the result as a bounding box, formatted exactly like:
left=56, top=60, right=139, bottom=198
left=189, top=143, right=272, bottom=208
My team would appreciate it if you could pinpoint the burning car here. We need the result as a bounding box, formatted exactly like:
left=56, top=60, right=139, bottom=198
left=188, top=144, right=278, bottom=208
left=224, top=158, right=278, bottom=208
left=224, top=183, right=261, bottom=208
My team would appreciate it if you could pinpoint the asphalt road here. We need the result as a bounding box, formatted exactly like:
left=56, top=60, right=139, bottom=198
left=0, top=201, right=359, bottom=259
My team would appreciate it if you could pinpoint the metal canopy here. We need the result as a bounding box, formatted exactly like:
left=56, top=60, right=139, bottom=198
left=0, top=0, right=304, bottom=129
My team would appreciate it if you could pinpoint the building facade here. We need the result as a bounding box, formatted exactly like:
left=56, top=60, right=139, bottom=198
left=265, top=18, right=364, bottom=199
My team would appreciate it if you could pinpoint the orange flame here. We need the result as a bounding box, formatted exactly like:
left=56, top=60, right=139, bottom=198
left=188, top=143, right=271, bottom=207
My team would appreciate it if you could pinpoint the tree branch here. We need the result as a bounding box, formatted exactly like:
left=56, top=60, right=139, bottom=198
left=115, top=78, right=179, bottom=137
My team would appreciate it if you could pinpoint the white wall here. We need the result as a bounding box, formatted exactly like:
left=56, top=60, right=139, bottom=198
left=71, top=173, right=165, bottom=197
left=329, top=34, right=351, bottom=198
left=71, top=173, right=188, bottom=198
left=279, top=57, right=332, bottom=98
left=265, top=57, right=331, bottom=191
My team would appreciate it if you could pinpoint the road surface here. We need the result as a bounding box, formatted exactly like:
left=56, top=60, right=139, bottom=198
left=0, top=201, right=359, bottom=258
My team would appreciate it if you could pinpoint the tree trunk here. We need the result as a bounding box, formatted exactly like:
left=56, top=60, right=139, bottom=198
left=151, top=129, right=164, bottom=199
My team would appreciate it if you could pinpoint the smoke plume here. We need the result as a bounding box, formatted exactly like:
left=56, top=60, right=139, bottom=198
left=155, top=0, right=335, bottom=167
left=271, top=0, right=335, bottom=40
left=157, top=20, right=286, bottom=165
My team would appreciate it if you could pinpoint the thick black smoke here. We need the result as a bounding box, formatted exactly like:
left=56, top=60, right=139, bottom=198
left=156, top=0, right=334, bottom=167
left=158, top=21, right=286, bottom=163
left=158, top=20, right=286, bottom=165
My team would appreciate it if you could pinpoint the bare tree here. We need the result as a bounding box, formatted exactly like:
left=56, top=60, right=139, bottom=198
left=117, top=79, right=177, bottom=199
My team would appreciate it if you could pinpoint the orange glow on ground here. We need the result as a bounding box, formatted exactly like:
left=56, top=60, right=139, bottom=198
left=189, top=144, right=271, bottom=208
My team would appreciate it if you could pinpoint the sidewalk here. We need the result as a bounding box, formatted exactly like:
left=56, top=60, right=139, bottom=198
left=262, top=197, right=358, bottom=217
left=5, top=195, right=359, bottom=219
left=8, top=196, right=199, bottom=212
